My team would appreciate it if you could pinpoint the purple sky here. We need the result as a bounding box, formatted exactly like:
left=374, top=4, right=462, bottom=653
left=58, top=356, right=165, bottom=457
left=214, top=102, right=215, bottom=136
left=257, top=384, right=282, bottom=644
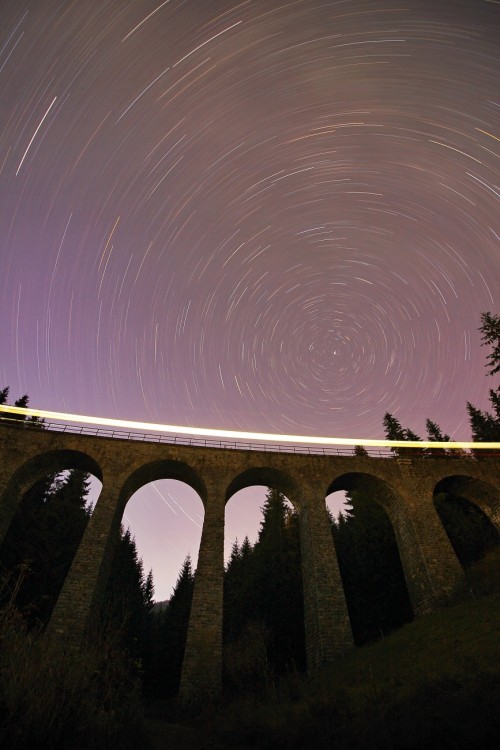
left=1, top=0, right=499, bottom=600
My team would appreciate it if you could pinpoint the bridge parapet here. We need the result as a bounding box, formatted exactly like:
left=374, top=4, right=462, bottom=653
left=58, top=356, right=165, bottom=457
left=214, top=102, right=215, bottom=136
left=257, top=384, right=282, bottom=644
left=3, top=415, right=499, bottom=458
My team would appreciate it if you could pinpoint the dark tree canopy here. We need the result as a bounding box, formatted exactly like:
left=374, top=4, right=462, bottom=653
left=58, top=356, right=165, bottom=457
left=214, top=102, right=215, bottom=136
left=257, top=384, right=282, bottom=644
left=0, top=469, right=91, bottom=627
left=331, top=489, right=413, bottom=644
left=383, top=412, right=425, bottom=456
left=0, top=388, right=154, bottom=654
left=467, top=312, right=500, bottom=441
left=223, top=488, right=305, bottom=687
left=479, top=311, right=500, bottom=378
left=143, top=555, right=194, bottom=699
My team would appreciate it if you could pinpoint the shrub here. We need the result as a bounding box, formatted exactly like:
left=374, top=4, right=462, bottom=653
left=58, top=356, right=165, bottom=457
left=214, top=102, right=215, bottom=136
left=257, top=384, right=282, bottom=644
left=0, top=603, right=149, bottom=750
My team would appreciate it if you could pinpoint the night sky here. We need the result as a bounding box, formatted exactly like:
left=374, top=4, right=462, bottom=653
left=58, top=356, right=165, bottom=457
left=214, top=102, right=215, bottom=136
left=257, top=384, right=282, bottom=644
left=1, top=0, right=499, bottom=599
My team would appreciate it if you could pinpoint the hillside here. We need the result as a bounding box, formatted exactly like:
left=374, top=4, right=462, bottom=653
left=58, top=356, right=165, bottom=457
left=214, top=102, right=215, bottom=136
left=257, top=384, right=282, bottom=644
left=147, top=550, right=500, bottom=749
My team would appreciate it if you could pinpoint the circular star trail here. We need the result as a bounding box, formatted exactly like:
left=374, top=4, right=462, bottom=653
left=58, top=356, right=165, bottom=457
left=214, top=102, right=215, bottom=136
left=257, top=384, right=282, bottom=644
left=0, top=0, right=499, bottom=597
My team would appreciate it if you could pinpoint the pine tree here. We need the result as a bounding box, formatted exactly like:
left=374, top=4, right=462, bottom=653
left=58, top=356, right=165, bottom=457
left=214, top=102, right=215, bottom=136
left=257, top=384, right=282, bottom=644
left=331, top=489, right=413, bottom=644
left=426, top=419, right=450, bottom=443
left=0, top=389, right=44, bottom=429
left=490, top=389, right=500, bottom=420
left=480, top=311, right=500, bottom=377
left=383, top=413, right=427, bottom=457
left=383, top=412, right=406, bottom=442
left=51, top=469, right=91, bottom=509
left=102, top=528, right=153, bottom=658
left=12, top=394, right=29, bottom=420
left=384, top=412, right=412, bottom=456
left=144, top=569, right=154, bottom=613
left=0, top=470, right=91, bottom=626
left=144, top=556, right=194, bottom=698
left=467, top=401, right=500, bottom=442
left=240, top=535, right=252, bottom=558
left=467, top=312, right=500, bottom=442
left=223, top=535, right=256, bottom=649
left=425, top=419, right=451, bottom=458
left=223, top=489, right=305, bottom=683
left=226, top=539, right=240, bottom=572
left=404, top=428, right=425, bottom=458
left=251, top=490, right=305, bottom=672
left=354, top=444, right=369, bottom=457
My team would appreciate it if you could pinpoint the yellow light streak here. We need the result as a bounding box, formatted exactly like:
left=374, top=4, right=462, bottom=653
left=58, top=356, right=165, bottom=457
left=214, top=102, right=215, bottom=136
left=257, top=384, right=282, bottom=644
left=0, top=405, right=498, bottom=450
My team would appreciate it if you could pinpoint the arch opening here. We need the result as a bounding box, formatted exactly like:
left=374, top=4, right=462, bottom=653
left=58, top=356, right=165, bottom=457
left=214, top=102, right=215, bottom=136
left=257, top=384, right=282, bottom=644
left=223, top=482, right=305, bottom=689
left=115, top=466, right=205, bottom=700
left=225, top=466, right=300, bottom=507
left=0, top=450, right=103, bottom=630
left=326, top=490, right=349, bottom=523
left=433, top=474, right=500, bottom=595
left=326, top=473, right=413, bottom=645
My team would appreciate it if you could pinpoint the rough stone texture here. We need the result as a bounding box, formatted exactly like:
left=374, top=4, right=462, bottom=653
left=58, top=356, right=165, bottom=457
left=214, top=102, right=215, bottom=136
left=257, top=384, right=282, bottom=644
left=179, top=473, right=226, bottom=702
left=0, top=423, right=499, bottom=700
left=46, top=483, right=125, bottom=643
left=386, top=464, right=467, bottom=614
left=298, top=483, right=353, bottom=671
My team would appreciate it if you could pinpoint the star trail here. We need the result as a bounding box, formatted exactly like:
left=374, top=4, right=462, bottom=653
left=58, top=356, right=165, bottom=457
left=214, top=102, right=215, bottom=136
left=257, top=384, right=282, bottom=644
left=0, top=0, right=499, bottom=598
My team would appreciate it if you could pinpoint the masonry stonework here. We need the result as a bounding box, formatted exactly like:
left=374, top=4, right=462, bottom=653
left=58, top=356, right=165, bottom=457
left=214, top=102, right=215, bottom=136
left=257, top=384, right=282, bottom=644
left=0, top=423, right=499, bottom=701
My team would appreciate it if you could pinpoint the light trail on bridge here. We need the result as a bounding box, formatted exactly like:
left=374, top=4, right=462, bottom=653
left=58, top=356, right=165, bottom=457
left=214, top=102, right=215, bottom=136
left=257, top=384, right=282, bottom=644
left=0, top=405, right=498, bottom=451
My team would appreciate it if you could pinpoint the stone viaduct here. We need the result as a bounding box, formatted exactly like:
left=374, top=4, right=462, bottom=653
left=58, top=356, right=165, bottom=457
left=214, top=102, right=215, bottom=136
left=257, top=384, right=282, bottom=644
left=0, top=421, right=499, bottom=701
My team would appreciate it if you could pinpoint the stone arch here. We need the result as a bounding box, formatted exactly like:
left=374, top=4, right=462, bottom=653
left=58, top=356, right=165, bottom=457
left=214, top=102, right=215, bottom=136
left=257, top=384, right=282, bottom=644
left=0, top=449, right=103, bottom=547
left=108, top=461, right=207, bottom=697
left=118, top=459, right=207, bottom=513
left=0, top=449, right=104, bottom=628
left=225, top=466, right=300, bottom=508
left=326, top=470, right=403, bottom=516
left=325, top=471, right=413, bottom=643
left=117, top=460, right=206, bottom=609
left=433, top=474, right=500, bottom=571
left=3, top=448, right=103, bottom=498
left=434, top=474, right=500, bottom=532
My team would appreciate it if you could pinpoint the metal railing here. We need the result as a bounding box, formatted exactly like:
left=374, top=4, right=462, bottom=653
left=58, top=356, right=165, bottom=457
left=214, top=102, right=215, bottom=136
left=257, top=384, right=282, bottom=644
left=1, top=415, right=498, bottom=459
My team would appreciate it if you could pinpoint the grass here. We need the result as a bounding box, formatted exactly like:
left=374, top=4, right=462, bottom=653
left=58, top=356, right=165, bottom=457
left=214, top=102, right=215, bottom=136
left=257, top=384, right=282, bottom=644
left=154, top=548, right=500, bottom=749
left=197, top=593, right=500, bottom=749
left=0, top=604, right=148, bottom=750
left=2, top=549, right=499, bottom=749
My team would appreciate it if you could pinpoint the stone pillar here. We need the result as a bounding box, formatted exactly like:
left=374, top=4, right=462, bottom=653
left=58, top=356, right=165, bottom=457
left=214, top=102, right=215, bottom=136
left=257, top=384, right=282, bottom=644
left=46, top=481, right=123, bottom=645
left=299, top=485, right=353, bottom=672
left=179, top=477, right=225, bottom=702
left=389, top=470, right=467, bottom=615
